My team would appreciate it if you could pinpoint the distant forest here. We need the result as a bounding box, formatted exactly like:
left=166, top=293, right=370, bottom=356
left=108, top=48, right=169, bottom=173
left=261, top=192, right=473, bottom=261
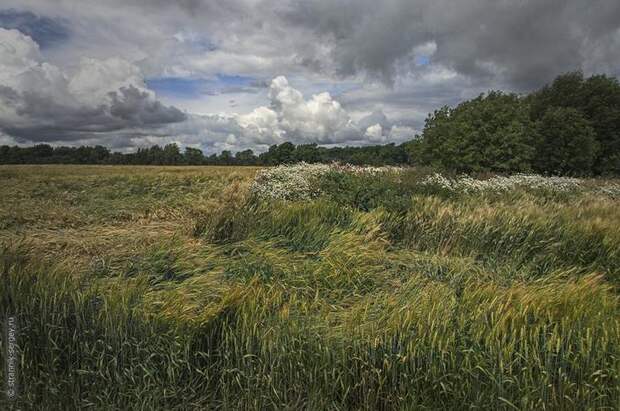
left=2, top=72, right=619, bottom=175
left=0, top=141, right=408, bottom=167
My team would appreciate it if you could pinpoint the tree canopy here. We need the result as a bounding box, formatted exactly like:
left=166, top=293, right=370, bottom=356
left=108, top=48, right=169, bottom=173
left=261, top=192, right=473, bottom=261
left=416, top=92, right=536, bottom=173
left=534, top=107, right=598, bottom=175
left=528, top=72, right=620, bottom=175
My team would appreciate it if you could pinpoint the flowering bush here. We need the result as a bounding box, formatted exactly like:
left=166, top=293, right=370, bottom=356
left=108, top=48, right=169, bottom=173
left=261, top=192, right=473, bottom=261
left=250, top=162, right=403, bottom=200
left=421, top=173, right=583, bottom=193
left=251, top=164, right=620, bottom=202
left=597, top=183, right=620, bottom=199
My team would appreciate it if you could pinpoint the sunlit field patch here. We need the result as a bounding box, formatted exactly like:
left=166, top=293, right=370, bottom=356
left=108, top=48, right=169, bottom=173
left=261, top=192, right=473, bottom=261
left=1, top=164, right=619, bottom=410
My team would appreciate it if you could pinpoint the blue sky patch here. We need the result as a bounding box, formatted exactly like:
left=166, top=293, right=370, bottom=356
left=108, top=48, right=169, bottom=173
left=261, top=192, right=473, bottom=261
left=146, top=78, right=206, bottom=98
left=415, top=55, right=431, bottom=66
left=216, top=74, right=254, bottom=87
left=147, top=74, right=258, bottom=98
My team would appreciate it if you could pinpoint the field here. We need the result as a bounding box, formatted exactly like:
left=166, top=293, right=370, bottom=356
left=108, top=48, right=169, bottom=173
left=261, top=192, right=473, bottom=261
left=1, top=164, right=619, bottom=410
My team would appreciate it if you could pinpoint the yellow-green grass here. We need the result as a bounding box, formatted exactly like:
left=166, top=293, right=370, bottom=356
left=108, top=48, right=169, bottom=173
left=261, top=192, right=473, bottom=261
left=0, top=165, right=619, bottom=410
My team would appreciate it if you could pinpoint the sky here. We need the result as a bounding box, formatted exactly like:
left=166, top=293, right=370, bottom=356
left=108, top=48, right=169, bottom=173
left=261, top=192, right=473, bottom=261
left=0, top=0, right=619, bottom=154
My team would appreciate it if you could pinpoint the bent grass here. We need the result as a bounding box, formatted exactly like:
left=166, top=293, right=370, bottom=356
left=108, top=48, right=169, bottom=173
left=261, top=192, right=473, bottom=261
left=0, top=164, right=619, bottom=410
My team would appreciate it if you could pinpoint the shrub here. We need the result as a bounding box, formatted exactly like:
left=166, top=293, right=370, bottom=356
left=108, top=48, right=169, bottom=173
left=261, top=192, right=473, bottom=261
left=318, top=171, right=409, bottom=211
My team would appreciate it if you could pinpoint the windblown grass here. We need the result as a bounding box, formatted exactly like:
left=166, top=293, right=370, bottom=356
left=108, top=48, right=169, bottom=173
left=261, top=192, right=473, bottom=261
left=0, top=164, right=619, bottom=410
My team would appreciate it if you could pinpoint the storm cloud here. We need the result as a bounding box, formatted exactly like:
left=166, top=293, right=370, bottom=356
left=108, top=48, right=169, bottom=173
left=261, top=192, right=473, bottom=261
left=0, top=9, right=69, bottom=48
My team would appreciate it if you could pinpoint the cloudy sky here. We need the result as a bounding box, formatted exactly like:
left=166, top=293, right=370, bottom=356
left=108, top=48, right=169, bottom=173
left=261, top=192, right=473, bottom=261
left=0, top=0, right=619, bottom=153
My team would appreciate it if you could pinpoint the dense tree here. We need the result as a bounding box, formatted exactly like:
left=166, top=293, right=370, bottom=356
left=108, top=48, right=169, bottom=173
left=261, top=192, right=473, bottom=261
left=534, top=107, right=598, bottom=175
left=294, top=143, right=321, bottom=163
left=218, top=150, right=233, bottom=165
left=184, top=147, right=205, bottom=165
left=529, top=72, right=587, bottom=118
left=401, top=138, right=423, bottom=165
left=32, top=144, right=54, bottom=159
left=235, top=149, right=257, bottom=165
left=0, top=144, right=113, bottom=164
left=529, top=71, right=620, bottom=175
left=260, top=142, right=296, bottom=165
left=412, top=72, right=619, bottom=175
left=0, top=142, right=411, bottom=166
left=418, top=92, right=537, bottom=173
left=162, top=143, right=183, bottom=165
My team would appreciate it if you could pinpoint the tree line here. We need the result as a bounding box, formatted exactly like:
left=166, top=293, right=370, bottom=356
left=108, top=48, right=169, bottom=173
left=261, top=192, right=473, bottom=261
left=1, top=71, right=619, bottom=175
left=0, top=141, right=409, bottom=166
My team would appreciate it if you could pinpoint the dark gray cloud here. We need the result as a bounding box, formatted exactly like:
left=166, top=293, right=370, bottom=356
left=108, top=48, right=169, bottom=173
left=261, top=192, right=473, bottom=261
left=0, top=84, right=186, bottom=142
left=280, top=0, right=620, bottom=88
left=5, top=1, right=620, bottom=90
left=0, top=9, right=69, bottom=48
left=108, top=86, right=186, bottom=126
left=357, top=110, right=390, bottom=131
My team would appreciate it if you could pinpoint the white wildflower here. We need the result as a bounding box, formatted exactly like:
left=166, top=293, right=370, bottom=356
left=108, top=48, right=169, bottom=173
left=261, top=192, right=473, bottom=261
left=597, top=183, right=620, bottom=199
left=250, top=162, right=403, bottom=200
left=421, top=173, right=582, bottom=193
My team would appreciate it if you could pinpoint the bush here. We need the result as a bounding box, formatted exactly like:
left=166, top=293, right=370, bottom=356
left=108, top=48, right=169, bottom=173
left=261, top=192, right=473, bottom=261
left=318, top=171, right=410, bottom=211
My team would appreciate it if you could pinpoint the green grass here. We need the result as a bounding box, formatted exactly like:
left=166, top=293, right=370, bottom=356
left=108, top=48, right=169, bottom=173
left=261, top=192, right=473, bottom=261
left=0, top=165, right=619, bottom=410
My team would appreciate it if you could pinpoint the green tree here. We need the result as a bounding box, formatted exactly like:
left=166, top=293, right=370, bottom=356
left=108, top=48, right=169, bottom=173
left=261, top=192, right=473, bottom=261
left=162, top=143, right=182, bottom=165
left=294, top=143, right=320, bottom=163
left=418, top=92, right=537, bottom=173
left=529, top=71, right=620, bottom=175
left=235, top=149, right=257, bottom=165
left=206, top=153, right=218, bottom=165
left=259, top=142, right=296, bottom=165
left=146, top=145, right=163, bottom=164
left=534, top=107, right=598, bottom=175
left=184, top=147, right=205, bottom=165
left=402, top=138, right=423, bottom=165
left=218, top=150, right=233, bottom=165
left=582, top=75, right=620, bottom=174
left=529, top=72, right=587, bottom=120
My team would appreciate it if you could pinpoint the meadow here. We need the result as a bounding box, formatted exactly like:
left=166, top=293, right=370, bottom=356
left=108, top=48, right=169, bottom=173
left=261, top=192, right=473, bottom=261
left=1, top=164, right=619, bottom=410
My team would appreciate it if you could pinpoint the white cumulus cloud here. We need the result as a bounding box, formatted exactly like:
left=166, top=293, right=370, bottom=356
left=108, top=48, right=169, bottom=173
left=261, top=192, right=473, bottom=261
left=233, top=76, right=375, bottom=147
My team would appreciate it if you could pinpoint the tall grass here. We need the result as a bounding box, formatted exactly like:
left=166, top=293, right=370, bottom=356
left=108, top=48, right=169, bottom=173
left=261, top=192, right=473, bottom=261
left=1, top=165, right=619, bottom=409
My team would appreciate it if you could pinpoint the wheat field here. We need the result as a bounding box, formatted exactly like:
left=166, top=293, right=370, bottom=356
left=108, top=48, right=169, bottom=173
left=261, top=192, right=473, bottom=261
left=1, top=164, right=619, bottom=410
